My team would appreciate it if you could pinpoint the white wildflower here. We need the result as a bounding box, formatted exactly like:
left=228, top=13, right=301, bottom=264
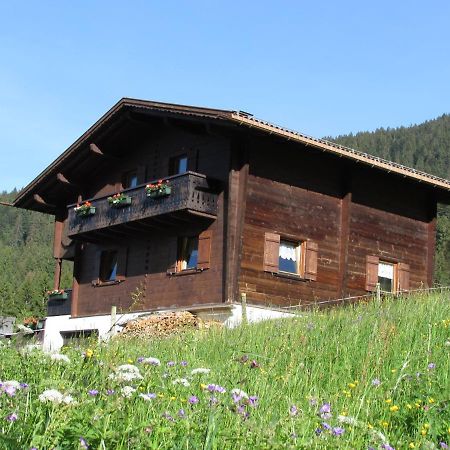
left=3, top=380, right=21, bottom=389
left=50, top=353, right=70, bottom=363
left=139, top=393, right=156, bottom=401
left=121, top=386, right=136, bottom=398
left=231, top=388, right=248, bottom=399
left=38, top=389, right=74, bottom=405
left=172, top=378, right=190, bottom=387
left=140, top=357, right=161, bottom=366
left=109, top=364, right=143, bottom=382
left=337, top=415, right=358, bottom=426
left=190, top=368, right=210, bottom=375
left=116, top=364, right=140, bottom=374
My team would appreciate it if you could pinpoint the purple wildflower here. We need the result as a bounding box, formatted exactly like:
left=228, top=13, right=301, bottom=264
left=240, top=355, right=249, bottom=363
left=232, top=392, right=243, bottom=403
left=162, top=411, right=175, bottom=422
left=371, top=378, right=381, bottom=386
left=188, top=395, right=199, bottom=404
left=106, top=389, right=115, bottom=395
left=439, top=443, right=449, bottom=449
left=3, top=386, right=16, bottom=397
left=381, top=445, right=395, bottom=450
left=332, top=427, right=345, bottom=436
left=207, top=384, right=226, bottom=393
left=180, top=361, right=188, bottom=366
left=88, top=389, right=99, bottom=396
left=79, top=437, right=89, bottom=449
left=137, top=357, right=144, bottom=363
left=6, top=412, right=18, bottom=422
left=309, top=397, right=318, bottom=406
left=237, top=404, right=246, bottom=414
left=167, top=361, right=176, bottom=367
left=319, top=402, right=332, bottom=419
left=315, top=428, right=322, bottom=435
left=321, top=422, right=332, bottom=430
left=248, top=396, right=258, bottom=407
left=289, top=405, right=298, bottom=416
left=428, top=362, right=436, bottom=370
left=209, top=396, right=218, bottom=405
left=20, top=383, right=29, bottom=389
left=250, top=360, right=260, bottom=368
left=178, top=408, right=186, bottom=418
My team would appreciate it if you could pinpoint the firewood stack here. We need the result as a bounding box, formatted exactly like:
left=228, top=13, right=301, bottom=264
left=119, top=311, right=220, bottom=339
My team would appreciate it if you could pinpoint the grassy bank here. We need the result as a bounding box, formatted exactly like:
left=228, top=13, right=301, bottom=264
left=1, top=292, right=449, bottom=449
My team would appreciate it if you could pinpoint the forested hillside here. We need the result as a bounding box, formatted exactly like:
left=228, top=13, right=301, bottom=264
left=328, top=113, right=450, bottom=284
left=0, top=114, right=449, bottom=319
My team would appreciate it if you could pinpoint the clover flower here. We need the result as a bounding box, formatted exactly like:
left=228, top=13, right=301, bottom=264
left=109, top=364, right=143, bottom=382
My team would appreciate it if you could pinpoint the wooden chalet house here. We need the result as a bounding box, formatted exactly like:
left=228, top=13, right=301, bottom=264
left=13, top=99, right=450, bottom=348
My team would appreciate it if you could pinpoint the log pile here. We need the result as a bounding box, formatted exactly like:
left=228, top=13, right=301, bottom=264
left=119, top=311, right=220, bottom=339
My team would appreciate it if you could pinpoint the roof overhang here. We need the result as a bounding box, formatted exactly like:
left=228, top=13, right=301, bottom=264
left=13, top=98, right=450, bottom=212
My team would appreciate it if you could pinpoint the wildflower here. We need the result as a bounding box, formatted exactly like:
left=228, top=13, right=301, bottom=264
left=381, top=421, right=389, bottom=428
left=39, top=389, right=74, bottom=405
left=309, top=397, right=318, bottom=406
left=239, top=355, right=249, bottom=363
left=139, top=393, right=156, bottom=401
left=381, top=445, right=395, bottom=450
left=207, top=384, right=226, bottom=394
left=250, top=360, right=260, bottom=368
left=409, top=443, right=416, bottom=449
left=338, top=415, right=358, bottom=426
left=348, top=383, right=356, bottom=389
left=120, top=386, right=136, bottom=398
left=231, top=389, right=248, bottom=402
left=88, top=389, right=99, bottom=397
left=389, top=405, right=399, bottom=412
left=140, top=357, right=161, bottom=366
left=191, top=368, right=210, bottom=375
left=319, top=402, right=332, bottom=419
left=180, top=361, right=188, bottom=366
left=209, top=396, right=218, bottom=405
left=188, top=395, right=199, bottom=404
left=332, top=427, right=345, bottom=436
left=106, top=389, right=115, bottom=395
left=50, top=353, right=70, bottom=363
left=428, top=362, right=436, bottom=369
left=385, top=399, right=392, bottom=404
left=322, top=422, right=332, bottom=430
left=289, top=405, right=298, bottom=416
left=439, top=443, right=449, bottom=449
left=80, top=437, right=89, bottom=449
left=109, top=364, right=143, bottom=382
left=248, top=396, right=258, bottom=407
left=391, top=369, right=397, bottom=373
left=178, top=408, right=186, bottom=418
left=6, top=412, right=18, bottom=422
left=162, top=411, right=175, bottom=422
left=167, top=361, right=176, bottom=367
left=428, top=397, right=435, bottom=404
left=172, top=378, right=190, bottom=387
left=372, top=378, right=381, bottom=386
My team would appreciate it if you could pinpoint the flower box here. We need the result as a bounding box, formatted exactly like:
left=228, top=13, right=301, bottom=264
left=74, top=201, right=96, bottom=217
left=145, top=180, right=171, bottom=198
left=108, top=194, right=132, bottom=208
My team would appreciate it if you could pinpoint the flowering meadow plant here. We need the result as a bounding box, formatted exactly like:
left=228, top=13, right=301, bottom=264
left=0, top=292, right=449, bottom=449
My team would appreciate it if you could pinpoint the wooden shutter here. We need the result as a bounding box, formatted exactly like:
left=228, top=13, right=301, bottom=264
left=188, top=148, right=199, bottom=172
left=116, top=247, right=128, bottom=281
left=167, top=237, right=178, bottom=275
left=91, top=248, right=101, bottom=286
left=397, top=262, right=410, bottom=292
left=304, top=240, right=319, bottom=281
left=197, top=230, right=212, bottom=270
left=263, top=232, right=280, bottom=273
left=365, top=255, right=379, bottom=291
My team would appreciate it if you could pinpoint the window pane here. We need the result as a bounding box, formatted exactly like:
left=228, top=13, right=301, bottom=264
left=378, top=261, right=394, bottom=292
left=99, top=251, right=118, bottom=282
left=177, top=236, right=199, bottom=270
left=129, top=174, right=138, bottom=188
left=279, top=241, right=299, bottom=274
left=178, top=156, right=188, bottom=174
left=122, top=171, right=138, bottom=189
left=378, top=277, right=393, bottom=292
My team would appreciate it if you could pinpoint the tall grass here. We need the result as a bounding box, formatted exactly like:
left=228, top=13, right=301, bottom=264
left=0, top=292, right=449, bottom=449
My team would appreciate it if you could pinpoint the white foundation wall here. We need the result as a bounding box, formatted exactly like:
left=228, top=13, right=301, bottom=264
left=43, top=304, right=297, bottom=351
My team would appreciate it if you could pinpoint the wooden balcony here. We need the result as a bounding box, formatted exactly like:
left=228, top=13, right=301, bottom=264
left=67, top=172, right=219, bottom=240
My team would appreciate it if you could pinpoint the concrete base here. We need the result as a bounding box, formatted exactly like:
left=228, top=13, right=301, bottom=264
left=42, top=303, right=297, bottom=351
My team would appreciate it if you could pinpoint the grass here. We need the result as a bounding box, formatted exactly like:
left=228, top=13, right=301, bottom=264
left=0, top=292, right=449, bottom=449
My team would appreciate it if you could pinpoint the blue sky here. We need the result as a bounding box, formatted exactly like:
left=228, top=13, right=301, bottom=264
left=1, top=1, right=450, bottom=191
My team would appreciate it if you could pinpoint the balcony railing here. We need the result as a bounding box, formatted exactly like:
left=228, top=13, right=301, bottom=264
left=47, top=289, right=72, bottom=316
left=67, top=172, right=218, bottom=238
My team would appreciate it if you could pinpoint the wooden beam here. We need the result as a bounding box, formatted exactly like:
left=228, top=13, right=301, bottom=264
left=56, top=173, right=79, bottom=189
left=338, top=191, right=352, bottom=298
left=0, top=201, right=14, bottom=207
left=33, top=194, right=55, bottom=209
left=89, top=143, right=118, bottom=160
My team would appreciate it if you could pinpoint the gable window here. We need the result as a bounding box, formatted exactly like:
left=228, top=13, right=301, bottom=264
left=99, top=250, right=118, bottom=282
left=279, top=240, right=302, bottom=275
left=122, top=170, right=138, bottom=189
left=263, top=232, right=318, bottom=280
left=177, top=237, right=199, bottom=271
left=365, top=256, right=410, bottom=293
left=169, top=154, right=188, bottom=176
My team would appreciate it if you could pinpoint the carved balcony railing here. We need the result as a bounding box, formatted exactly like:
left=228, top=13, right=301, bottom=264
left=67, top=172, right=218, bottom=238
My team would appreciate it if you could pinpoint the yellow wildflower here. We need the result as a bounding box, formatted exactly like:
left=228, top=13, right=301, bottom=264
left=421, top=429, right=427, bottom=436
left=428, top=398, right=435, bottom=404
left=200, top=383, right=207, bottom=390
left=367, top=423, right=373, bottom=429
left=127, top=359, right=133, bottom=364
left=406, top=404, right=412, bottom=409
left=170, top=396, right=176, bottom=400
left=85, top=349, right=93, bottom=358
left=390, top=405, right=399, bottom=412
left=424, top=423, right=430, bottom=429
left=391, top=369, right=397, bottom=373
left=409, top=443, right=416, bottom=449
left=381, top=421, right=389, bottom=428
left=385, top=399, right=392, bottom=404
left=158, top=393, right=164, bottom=398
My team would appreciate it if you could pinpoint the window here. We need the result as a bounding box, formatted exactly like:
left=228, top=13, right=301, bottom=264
left=177, top=237, right=198, bottom=271
left=279, top=240, right=302, bottom=275
left=169, top=154, right=188, bottom=175
left=378, top=261, right=395, bottom=292
left=99, top=250, right=118, bottom=282
left=263, top=232, right=318, bottom=280
left=365, top=256, right=410, bottom=293
left=122, top=170, right=138, bottom=189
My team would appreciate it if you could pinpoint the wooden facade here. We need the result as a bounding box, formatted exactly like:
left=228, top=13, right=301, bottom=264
left=14, top=99, right=450, bottom=316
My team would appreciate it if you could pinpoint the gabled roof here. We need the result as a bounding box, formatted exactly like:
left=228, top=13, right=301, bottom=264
left=13, top=98, right=450, bottom=211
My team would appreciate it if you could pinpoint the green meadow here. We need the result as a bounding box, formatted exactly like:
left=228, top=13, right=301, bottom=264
left=1, top=292, right=449, bottom=449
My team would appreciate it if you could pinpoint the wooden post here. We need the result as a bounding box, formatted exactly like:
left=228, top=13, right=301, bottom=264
left=241, top=292, right=248, bottom=325
left=53, top=258, right=62, bottom=290
left=376, top=282, right=381, bottom=302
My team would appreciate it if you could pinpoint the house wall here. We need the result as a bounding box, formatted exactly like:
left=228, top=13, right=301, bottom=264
left=238, top=136, right=435, bottom=306
left=62, top=124, right=230, bottom=317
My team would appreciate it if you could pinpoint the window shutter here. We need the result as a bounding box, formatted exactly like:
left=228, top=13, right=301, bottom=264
left=188, top=148, right=198, bottom=172
left=365, top=255, right=379, bottom=291
left=397, top=262, right=410, bottom=292
left=91, top=248, right=101, bottom=286
left=304, top=240, right=319, bottom=281
left=263, top=232, right=280, bottom=273
left=197, top=230, right=212, bottom=270
left=167, top=238, right=178, bottom=275
left=116, top=247, right=128, bottom=281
